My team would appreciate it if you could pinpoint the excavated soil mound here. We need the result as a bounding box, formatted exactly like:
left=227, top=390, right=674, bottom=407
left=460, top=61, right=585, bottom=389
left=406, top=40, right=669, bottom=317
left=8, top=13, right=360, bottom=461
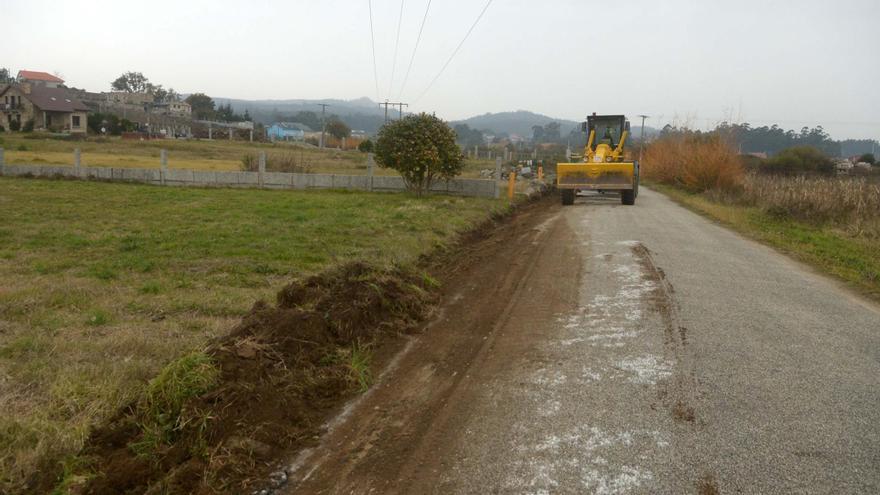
left=77, top=262, right=434, bottom=494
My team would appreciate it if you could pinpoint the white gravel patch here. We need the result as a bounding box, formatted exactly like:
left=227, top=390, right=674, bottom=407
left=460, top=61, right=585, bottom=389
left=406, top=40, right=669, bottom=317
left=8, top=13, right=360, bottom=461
left=616, top=355, right=672, bottom=385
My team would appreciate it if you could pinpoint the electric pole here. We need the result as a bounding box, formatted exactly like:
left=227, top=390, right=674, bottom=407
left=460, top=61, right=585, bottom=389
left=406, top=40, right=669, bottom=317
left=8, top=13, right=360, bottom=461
left=379, top=100, right=407, bottom=123
left=637, top=114, right=649, bottom=162
left=318, top=103, right=330, bottom=148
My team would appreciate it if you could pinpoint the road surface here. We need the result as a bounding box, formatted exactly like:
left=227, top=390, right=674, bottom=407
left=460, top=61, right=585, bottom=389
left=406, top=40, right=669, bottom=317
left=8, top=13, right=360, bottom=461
left=282, top=188, right=880, bottom=494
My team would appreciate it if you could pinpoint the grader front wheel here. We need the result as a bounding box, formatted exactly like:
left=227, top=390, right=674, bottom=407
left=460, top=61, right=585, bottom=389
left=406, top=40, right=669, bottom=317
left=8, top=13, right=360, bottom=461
left=621, top=189, right=635, bottom=205
left=561, top=189, right=575, bottom=205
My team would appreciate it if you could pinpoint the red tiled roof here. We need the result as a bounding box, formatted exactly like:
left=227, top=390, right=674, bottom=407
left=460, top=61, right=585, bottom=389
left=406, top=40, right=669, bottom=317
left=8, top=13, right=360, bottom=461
left=17, top=70, right=65, bottom=83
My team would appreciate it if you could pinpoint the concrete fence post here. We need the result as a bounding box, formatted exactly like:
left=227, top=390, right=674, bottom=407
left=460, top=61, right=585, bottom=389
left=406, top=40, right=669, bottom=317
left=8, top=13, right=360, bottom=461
left=494, top=156, right=502, bottom=199
left=74, top=148, right=81, bottom=175
left=367, top=153, right=375, bottom=192
left=0, top=147, right=4, bottom=176
left=258, top=151, right=266, bottom=187
left=160, top=149, right=168, bottom=185
left=208, top=123, right=213, bottom=140
left=249, top=129, right=254, bottom=143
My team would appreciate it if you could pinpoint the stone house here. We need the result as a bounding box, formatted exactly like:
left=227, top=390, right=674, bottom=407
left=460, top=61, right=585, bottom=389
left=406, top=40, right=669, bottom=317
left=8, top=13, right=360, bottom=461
left=0, top=83, right=89, bottom=133
left=151, top=101, right=192, bottom=117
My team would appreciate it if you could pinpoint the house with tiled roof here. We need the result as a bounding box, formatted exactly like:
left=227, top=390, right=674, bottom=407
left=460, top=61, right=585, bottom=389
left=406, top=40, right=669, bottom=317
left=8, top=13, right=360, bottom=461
left=17, top=70, right=65, bottom=88
left=1, top=77, right=89, bottom=133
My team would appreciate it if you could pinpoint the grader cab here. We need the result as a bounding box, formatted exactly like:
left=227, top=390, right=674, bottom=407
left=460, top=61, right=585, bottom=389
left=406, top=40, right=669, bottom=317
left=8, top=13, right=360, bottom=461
left=557, top=114, right=639, bottom=205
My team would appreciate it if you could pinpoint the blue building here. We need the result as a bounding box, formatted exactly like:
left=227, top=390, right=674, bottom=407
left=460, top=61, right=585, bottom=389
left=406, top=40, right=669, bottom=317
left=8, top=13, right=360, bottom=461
left=266, top=122, right=312, bottom=141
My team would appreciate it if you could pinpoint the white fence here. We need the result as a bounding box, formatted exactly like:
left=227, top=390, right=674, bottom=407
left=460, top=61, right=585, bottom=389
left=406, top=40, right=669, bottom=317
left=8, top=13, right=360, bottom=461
left=0, top=148, right=498, bottom=198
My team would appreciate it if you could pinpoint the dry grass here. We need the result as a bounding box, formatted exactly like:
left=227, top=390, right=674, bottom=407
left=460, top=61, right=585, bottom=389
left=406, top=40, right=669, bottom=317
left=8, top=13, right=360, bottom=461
left=642, top=133, right=744, bottom=192
left=731, top=174, right=880, bottom=237
left=0, top=134, right=493, bottom=177
left=0, top=177, right=506, bottom=492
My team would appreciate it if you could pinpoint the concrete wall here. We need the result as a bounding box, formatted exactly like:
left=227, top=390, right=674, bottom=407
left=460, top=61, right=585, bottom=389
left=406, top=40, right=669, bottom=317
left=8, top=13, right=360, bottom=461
left=0, top=159, right=498, bottom=198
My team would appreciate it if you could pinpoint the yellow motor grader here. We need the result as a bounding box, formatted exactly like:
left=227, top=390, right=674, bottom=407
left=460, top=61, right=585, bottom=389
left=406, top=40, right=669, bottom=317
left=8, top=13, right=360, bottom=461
left=557, top=114, right=639, bottom=205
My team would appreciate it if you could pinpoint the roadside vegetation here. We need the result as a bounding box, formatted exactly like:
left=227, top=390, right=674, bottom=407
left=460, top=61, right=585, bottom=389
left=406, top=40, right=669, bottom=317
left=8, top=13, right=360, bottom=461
left=643, top=130, right=880, bottom=300
left=0, top=177, right=507, bottom=492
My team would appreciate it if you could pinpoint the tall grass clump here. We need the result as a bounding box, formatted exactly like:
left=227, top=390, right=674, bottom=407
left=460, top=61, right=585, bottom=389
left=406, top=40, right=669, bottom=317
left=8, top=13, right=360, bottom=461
left=740, top=174, right=880, bottom=237
left=130, top=352, right=219, bottom=457
left=642, top=133, right=744, bottom=192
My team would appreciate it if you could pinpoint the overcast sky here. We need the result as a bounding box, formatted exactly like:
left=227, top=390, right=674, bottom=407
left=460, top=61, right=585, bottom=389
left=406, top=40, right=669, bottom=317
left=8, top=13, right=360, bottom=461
left=6, top=0, right=879, bottom=139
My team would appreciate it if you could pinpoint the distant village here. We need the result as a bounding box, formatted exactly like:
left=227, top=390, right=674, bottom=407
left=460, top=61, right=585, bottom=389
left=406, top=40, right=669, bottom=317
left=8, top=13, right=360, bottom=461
left=0, top=70, right=367, bottom=147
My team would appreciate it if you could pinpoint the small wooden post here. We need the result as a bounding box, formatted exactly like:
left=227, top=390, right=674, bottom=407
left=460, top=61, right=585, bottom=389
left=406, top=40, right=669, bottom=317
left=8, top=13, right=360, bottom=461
left=538, top=166, right=544, bottom=180
left=507, top=171, right=516, bottom=200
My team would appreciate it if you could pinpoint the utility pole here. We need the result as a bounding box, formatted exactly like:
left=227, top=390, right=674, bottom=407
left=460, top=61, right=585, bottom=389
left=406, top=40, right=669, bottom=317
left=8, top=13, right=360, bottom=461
left=318, top=103, right=331, bottom=148
left=379, top=100, right=406, bottom=123
left=395, top=102, right=408, bottom=119
left=637, top=114, right=649, bottom=162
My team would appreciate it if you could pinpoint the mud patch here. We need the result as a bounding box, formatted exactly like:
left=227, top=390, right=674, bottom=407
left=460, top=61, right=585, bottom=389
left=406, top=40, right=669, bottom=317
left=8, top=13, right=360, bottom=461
left=697, top=473, right=720, bottom=495
left=630, top=243, right=700, bottom=426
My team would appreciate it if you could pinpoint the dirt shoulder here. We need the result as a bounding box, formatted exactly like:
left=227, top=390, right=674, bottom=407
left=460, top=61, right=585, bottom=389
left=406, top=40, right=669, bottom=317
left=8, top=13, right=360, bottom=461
left=279, top=194, right=572, bottom=494
left=41, top=191, right=555, bottom=494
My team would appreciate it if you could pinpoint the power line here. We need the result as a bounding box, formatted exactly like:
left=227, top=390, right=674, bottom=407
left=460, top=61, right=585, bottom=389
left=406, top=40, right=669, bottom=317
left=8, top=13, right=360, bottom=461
left=368, top=0, right=380, bottom=103
left=397, top=0, right=432, bottom=100
left=412, top=0, right=494, bottom=105
left=387, top=0, right=406, bottom=99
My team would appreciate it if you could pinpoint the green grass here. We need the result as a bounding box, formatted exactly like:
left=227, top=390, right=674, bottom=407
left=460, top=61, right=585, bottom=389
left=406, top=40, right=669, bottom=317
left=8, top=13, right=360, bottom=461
left=129, top=352, right=219, bottom=459
left=347, top=344, right=374, bottom=393
left=0, top=176, right=507, bottom=492
left=651, top=183, right=880, bottom=301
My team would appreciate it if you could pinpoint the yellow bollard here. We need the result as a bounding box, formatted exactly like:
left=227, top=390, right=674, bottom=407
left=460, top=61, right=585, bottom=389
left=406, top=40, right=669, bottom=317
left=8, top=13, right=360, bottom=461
left=538, top=166, right=544, bottom=180
left=507, top=172, right=516, bottom=200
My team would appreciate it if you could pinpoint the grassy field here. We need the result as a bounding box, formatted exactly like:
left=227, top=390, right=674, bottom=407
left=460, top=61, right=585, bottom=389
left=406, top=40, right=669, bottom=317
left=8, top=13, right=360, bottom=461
left=0, top=176, right=507, bottom=491
left=0, top=134, right=495, bottom=177
left=651, top=182, right=880, bottom=301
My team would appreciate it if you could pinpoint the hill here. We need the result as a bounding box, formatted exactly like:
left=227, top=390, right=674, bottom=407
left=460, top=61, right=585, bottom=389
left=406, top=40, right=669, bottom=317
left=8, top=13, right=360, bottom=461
left=217, top=97, right=387, bottom=134
left=452, top=110, right=580, bottom=138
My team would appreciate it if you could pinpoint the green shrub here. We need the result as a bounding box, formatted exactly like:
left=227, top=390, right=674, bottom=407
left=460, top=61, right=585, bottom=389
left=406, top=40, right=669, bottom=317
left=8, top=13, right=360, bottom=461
left=9, top=119, right=21, bottom=132
left=760, top=146, right=835, bottom=176
left=857, top=153, right=876, bottom=165
left=357, top=139, right=374, bottom=153
left=22, top=119, right=34, bottom=133
left=374, top=113, right=464, bottom=195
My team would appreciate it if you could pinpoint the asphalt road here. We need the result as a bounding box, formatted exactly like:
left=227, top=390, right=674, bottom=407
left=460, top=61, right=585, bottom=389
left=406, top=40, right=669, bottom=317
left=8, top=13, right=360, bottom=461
left=285, top=188, right=880, bottom=494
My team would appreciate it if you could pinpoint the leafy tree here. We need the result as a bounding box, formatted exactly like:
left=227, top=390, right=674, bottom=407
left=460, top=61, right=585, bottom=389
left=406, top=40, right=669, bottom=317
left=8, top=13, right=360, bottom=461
left=9, top=119, right=20, bottom=132
left=453, top=123, right=484, bottom=148
left=543, top=121, right=561, bottom=142
left=358, top=139, right=374, bottom=153
left=22, top=119, right=34, bottom=132
left=111, top=71, right=151, bottom=93
left=531, top=124, right=545, bottom=143
left=185, top=93, right=216, bottom=120
left=856, top=153, right=875, bottom=165
left=0, top=68, right=12, bottom=84
left=375, top=113, right=464, bottom=196
left=760, top=146, right=835, bottom=176
left=243, top=109, right=251, bottom=122
left=326, top=118, right=351, bottom=140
